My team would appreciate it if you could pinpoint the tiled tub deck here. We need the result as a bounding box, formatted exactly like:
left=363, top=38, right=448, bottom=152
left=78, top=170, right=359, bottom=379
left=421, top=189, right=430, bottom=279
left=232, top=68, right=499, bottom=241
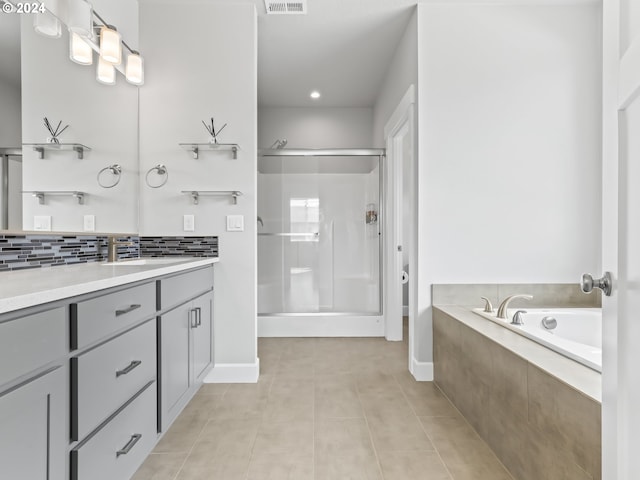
left=433, top=284, right=602, bottom=480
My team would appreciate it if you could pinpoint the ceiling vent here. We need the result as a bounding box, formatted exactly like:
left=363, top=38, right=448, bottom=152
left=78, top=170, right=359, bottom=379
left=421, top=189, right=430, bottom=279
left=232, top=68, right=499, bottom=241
left=264, top=0, right=307, bottom=15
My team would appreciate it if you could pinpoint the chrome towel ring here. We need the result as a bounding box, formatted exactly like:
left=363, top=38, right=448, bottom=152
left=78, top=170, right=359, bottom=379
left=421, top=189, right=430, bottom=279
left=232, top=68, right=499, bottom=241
left=145, top=164, right=168, bottom=188
left=97, top=164, right=122, bottom=188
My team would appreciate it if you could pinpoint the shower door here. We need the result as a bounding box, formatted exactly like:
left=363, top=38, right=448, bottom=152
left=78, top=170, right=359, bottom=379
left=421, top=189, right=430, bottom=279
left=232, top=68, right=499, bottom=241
left=258, top=150, right=382, bottom=316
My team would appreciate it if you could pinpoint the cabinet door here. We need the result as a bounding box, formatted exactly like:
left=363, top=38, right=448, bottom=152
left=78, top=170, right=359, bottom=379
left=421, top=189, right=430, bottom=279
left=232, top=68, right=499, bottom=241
left=192, top=291, right=213, bottom=383
left=0, top=366, right=66, bottom=480
left=160, top=303, right=191, bottom=430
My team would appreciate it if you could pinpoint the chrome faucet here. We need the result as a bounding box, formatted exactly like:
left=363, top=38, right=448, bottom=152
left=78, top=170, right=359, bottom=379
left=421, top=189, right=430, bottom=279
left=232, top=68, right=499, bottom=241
left=107, top=236, right=135, bottom=263
left=496, top=294, right=533, bottom=319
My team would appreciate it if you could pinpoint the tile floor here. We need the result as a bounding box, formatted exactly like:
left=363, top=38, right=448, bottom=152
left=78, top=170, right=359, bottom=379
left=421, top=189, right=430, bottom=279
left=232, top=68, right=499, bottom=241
left=134, top=324, right=513, bottom=480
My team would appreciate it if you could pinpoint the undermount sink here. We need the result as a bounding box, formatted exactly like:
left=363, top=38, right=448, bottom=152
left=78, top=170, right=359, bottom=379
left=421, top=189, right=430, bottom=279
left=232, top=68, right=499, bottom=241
left=102, top=258, right=189, bottom=266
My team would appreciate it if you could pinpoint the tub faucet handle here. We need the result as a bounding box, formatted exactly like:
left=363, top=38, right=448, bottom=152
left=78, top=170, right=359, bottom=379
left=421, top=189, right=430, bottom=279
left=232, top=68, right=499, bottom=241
left=480, top=296, right=494, bottom=313
left=511, top=310, right=527, bottom=326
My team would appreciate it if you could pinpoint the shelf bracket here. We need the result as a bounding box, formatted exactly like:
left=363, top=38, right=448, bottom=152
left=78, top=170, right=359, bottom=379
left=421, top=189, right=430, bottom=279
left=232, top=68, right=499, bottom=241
left=191, top=147, right=199, bottom=159
left=33, top=147, right=45, bottom=159
left=232, top=191, right=240, bottom=205
left=33, top=192, right=45, bottom=205
left=189, top=191, right=199, bottom=205
left=73, top=192, right=85, bottom=205
left=232, top=146, right=238, bottom=159
left=73, top=146, right=85, bottom=160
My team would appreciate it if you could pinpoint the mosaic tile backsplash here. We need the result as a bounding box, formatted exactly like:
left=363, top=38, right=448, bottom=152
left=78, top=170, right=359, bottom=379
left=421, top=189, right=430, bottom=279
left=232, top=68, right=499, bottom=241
left=0, top=235, right=218, bottom=271
left=140, top=236, right=219, bottom=258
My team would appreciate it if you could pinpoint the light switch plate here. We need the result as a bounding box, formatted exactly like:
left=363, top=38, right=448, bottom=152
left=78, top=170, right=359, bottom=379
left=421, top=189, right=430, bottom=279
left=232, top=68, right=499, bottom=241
left=33, top=215, right=52, bottom=231
left=83, top=215, right=95, bottom=232
left=226, top=215, right=244, bottom=232
left=183, top=214, right=195, bottom=232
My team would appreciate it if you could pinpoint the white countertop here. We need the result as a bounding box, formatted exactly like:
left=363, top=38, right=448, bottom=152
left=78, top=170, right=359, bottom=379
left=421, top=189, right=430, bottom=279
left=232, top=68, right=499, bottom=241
left=434, top=305, right=602, bottom=403
left=0, top=257, right=219, bottom=315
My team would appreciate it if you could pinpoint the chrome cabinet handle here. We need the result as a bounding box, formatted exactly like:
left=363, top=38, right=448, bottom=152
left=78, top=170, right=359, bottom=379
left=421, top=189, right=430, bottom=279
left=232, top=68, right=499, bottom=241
left=581, top=272, right=612, bottom=297
left=116, top=433, right=142, bottom=457
left=190, top=308, right=198, bottom=328
left=116, top=360, right=142, bottom=377
left=115, top=304, right=141, bottom=316
left=196, top=307, right=202, bottom=327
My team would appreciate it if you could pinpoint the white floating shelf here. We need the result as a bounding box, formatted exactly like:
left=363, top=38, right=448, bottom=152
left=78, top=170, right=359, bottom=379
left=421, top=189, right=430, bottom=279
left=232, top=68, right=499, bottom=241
left=181, top=190, right=243, bottom=205
left=179, top=143, right=239, bottom=159
left=23, top=143, right=91, bottom=160
left=23, top=190, right=86, bottom=205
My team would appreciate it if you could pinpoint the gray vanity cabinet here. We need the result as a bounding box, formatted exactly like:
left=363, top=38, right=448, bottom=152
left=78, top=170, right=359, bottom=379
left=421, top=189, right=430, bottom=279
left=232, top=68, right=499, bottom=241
left=0, top=306, right=68, bottom=480
left=0, top=366, right=67, bottom=480
left=159, top=267, right=214, bottom=431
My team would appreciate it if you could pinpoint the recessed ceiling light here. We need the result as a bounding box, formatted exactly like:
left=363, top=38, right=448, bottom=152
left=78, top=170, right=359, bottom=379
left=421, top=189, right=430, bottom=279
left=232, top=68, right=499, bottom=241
left=310, top=90, right=321, bottom=99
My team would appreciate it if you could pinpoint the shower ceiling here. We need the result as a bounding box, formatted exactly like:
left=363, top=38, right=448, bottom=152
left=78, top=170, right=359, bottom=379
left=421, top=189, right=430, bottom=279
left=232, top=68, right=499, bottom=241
left=242, top=0, right=419, bottom=107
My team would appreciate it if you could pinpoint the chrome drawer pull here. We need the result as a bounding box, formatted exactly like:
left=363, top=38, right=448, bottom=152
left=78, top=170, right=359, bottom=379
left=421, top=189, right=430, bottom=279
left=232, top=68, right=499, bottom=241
left=190, top=308, right=198, bottom=328
left=115, top=304, right=142, bottom=316
left=116, top=360, right=142, bottom=377
left=196, top=307, right=202, bottom=327
left=116, top=433, right=142, bottom=457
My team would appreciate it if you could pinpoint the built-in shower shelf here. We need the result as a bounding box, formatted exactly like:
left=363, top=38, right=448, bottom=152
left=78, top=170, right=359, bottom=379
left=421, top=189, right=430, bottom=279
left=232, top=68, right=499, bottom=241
left=23, top=190, right=86, bottom=205
left=181, top=190, right=243, bottom=205
left=24, top=143, right=91, bottom=160
left=179, top=143, right=239, bottom=159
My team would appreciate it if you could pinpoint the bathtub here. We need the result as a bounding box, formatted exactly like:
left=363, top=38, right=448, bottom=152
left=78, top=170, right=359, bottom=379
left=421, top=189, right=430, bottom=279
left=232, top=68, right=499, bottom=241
left=472, top=308, right=602, bottom=372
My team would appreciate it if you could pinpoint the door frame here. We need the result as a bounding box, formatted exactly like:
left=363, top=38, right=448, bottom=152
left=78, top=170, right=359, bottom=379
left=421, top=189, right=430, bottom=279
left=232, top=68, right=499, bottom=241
left=383, top=85, right=416, bottom=362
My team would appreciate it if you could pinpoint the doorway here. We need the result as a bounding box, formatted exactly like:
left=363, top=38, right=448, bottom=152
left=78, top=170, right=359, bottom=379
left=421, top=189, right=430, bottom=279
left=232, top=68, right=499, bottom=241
left=384, top=86, right=416, bottom=367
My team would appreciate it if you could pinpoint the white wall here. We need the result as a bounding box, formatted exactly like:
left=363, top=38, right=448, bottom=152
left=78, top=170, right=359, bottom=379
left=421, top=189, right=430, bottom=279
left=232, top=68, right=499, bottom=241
left=258, top=107, right=373, bottom=148
left=138, top=2, right=258, bottom=380
left=372, top=9, right=417, bottom=148
left=20, top=0, right=139, bottom=233
left=415, top=4, right=602, bottom=363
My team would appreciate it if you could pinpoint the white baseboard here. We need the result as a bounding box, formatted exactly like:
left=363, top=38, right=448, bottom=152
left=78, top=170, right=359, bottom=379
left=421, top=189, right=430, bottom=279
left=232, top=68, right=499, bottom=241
left=203, top=359, right=260, bottom=383
left=258, top=315, right=385, bottom=337
left=410, top=357, right=434, bottom=381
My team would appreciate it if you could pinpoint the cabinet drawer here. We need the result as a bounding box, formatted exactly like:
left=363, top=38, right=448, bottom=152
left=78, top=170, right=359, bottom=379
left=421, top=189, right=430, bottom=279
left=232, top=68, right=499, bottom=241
left=71, top=382, right=157, bottom=480
left=71, top=282, right=156, bottom=350
left=72, top=320, right=156, bottom=441
left=160, top=266, right=213, bottom=311
left=0, top=307, right=66, bottom=387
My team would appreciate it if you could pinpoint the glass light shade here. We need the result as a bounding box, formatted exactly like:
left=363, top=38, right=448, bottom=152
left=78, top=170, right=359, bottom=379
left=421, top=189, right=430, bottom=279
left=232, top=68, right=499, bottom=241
left=34, top=10, right=61, bottom=38
left=67, top=0, right=93, bottom=38
left=96, top=56, right=116, bottom=85
left=69, top=32, right=93, bottom=65
left=99, top=26, right=121, bottom=65
left=125, top=53, right=144, bottom=85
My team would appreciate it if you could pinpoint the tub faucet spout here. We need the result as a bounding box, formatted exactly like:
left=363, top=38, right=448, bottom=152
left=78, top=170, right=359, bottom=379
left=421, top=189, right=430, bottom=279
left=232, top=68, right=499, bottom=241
left=496, top=294, right=533, bottom=319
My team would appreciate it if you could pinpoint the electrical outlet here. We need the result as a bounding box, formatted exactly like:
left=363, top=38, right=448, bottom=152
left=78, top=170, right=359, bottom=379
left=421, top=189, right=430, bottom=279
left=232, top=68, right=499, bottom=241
left=83, top=215, right=96, bottom=232
left=183, top=214, right=195, bottom=232
left=33, top=216, right=52, bottom=231
left=226, top=215, right=244, bottom=232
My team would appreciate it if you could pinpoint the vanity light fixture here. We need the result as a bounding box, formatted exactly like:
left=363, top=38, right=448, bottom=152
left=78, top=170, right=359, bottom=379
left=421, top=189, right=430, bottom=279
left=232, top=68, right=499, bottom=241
left=99, top=25, right=122, bottom=65
left=125, top=51, right=144, bottom=85
left=96, top=56, right=116, bottom=85
left=310, top=90, right=321, bottom=99
left=34, top=9, right=62, bottom=38
left=67, top=0, right=93, bottom=38
left=70, top=32, right=93, bottom=65
left=34, top=2, right=144, bottom=87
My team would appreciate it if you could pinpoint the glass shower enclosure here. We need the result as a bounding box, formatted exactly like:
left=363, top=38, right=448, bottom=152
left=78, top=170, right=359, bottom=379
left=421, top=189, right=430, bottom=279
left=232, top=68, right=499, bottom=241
left=258, top=149, right=383, bottom=317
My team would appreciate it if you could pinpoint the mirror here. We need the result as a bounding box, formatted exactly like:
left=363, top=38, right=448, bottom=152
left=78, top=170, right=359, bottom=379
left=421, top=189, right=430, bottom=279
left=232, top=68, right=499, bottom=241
left=0, top=9, right=22, bottom=230
left=0, top=0, right=139, bottom=234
